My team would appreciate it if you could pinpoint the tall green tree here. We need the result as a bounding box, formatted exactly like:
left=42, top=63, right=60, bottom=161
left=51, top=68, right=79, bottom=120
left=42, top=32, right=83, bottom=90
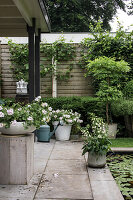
left=46, top=0, right=127, bottom=32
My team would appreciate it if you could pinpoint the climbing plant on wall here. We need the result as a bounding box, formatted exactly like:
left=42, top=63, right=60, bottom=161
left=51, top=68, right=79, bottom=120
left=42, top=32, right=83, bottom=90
left=40, top=36, right=76, bottom=81
left=8, top=40, right=28, bottom=82
left=8, top=36, right=76, bottom=82
left=80, top=21, right=133, bottom=76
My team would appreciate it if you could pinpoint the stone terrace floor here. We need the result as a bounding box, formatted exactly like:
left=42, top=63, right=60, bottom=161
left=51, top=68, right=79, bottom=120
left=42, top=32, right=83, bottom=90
left=0, top=140, right=124, bottom=200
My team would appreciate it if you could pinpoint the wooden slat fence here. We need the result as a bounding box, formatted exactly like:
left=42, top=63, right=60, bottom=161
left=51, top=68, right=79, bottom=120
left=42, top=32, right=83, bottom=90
left=0, top=43, right=94, bottom=98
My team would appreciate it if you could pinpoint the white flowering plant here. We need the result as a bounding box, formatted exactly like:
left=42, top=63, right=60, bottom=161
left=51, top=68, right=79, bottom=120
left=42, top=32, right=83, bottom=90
left=0, top=96, right=53, bottom=129
left=51, top=109, right=83, bottom=125
left=81, top=113, right=111, bottom=155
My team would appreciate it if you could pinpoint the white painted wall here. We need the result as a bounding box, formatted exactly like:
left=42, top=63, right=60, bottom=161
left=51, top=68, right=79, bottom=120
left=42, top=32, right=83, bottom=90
left=0, top=33, right=93, bottom=44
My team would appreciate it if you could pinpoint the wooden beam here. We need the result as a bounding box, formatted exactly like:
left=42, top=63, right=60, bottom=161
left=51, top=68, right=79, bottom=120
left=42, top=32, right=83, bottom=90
left=0, top=7, right=22, bottom=18
left=0, top=0, right=14, bottom=6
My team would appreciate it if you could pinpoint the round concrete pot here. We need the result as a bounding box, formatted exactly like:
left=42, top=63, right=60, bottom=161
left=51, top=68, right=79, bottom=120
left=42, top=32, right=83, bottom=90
left=0, top=122, right=36, bottom=135
left=87, top=152, right=106, bottom=168
left=107, top=123, right=117, bottom=139
left=52, top=121, right=72, bottom=141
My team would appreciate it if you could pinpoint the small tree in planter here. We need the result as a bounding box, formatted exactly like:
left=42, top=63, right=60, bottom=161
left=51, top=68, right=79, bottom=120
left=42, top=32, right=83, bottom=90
left=85, top=56, right=130, bottom=138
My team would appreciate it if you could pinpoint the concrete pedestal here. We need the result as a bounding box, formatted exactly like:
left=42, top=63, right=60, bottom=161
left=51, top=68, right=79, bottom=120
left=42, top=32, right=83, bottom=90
left=0, top=133, right=34, bottom=184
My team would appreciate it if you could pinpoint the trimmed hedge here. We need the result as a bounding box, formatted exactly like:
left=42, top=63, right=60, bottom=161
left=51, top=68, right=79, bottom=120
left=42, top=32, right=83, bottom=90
left=111, top=99, right=133, bottom=116
left=43, top=96, right=106, bottom=126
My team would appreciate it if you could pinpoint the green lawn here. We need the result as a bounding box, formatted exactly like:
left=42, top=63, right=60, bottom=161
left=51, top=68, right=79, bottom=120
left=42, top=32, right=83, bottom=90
left=110, top=138, right=133, bottom=147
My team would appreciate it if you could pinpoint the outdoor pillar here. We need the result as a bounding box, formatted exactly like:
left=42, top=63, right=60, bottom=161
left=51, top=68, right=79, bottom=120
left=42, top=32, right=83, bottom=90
left=35, top=29, right=41, bottom=97
left=27, top=19, right=35, bottom=103
left=0, top=41, right=1, bottom=98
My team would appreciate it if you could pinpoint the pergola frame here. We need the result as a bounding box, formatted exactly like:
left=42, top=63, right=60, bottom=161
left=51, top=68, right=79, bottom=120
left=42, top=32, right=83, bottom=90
left=0, top=0, right=51, bottom=102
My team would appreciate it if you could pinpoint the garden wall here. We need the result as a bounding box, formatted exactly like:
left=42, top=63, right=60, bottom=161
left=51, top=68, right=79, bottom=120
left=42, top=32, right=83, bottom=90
left=0, top=43, right=93, bottom=98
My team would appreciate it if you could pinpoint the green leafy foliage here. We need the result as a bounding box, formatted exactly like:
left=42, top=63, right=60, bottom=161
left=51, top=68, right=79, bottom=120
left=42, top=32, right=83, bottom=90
left=81, top=114, right=111, bottom=155
left=123, top=80, right=133, bottom=99
left=111, top=99, right=133, bottom=116
left=42, top=96, right=107, bottom=126
left=81, top=21, right=133, bottom=76
left=107, top=154, right=133, bottom=200
left=8, top=36, right=76, bottom=82
left=8, top=40, right=28, bottom=81
left=40, top=36, right=76, bottom=81
left=0, top=96, right=52, bottom=129
left=110, top=138, right=133, bottom=148
left=85, top=56, right=130, bottom=124
left=46, top=0, right=126, bottom=32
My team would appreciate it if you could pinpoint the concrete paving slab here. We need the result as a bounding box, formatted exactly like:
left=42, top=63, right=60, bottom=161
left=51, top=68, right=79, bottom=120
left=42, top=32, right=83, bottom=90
left=111, top=147, right=133, bottom=152
left=50, top=149, right=84, bottom=160
left=0, top=198, right=33, bottom=200
left=35, top=174, right=93, bottom=199
left=0, top=184, right=37, bottom=199
left=34, top=159, right=47, bottom=174
left=45, top=159, right=87, bottom=175
left=88, top=165, right=114, bottom=181
left=91, top=180, right=124, bottom=200
left=54, top=141, right=83, bottom=149
left=34, top=141, right=55, bottom=160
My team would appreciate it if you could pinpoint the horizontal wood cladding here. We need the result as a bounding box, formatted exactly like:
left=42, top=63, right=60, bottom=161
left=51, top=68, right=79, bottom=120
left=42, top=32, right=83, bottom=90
left=0, top=44, right=93, bottom=98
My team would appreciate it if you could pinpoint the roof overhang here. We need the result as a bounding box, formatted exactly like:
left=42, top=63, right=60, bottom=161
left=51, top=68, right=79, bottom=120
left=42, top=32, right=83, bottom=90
left=0, top=0, right=51, bottom=37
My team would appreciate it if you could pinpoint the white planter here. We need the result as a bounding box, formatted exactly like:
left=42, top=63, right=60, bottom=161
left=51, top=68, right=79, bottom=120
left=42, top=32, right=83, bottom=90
left=52, top=121, right=72, bottom=141
left=87, top=152, right=106, bottom=168
left=0, top=122, right=36, bottom=135
left=107, top=123, right=117, bottom=139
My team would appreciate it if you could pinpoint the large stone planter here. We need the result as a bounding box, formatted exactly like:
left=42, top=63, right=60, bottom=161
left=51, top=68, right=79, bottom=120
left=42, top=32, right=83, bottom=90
left=0, top=122, right=35, bottom=135
left=0, top=133, right=34, bottom=184
left=87, top=152, right=106, bottom=168
left=52, top=121, right=72, bottom=141
left=107, top=123, right=117, bottom=139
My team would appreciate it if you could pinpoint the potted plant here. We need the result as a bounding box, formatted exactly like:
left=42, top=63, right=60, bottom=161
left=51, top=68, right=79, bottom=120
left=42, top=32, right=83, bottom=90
left=111, top=99, right=133, bottom=137
left=81, top=113, right=111, bottom=168
left=85, top=56, right=130, bottom=138
left=0, top=96, right=52, bottom=135
left=51, top=109, right=83, bottom=141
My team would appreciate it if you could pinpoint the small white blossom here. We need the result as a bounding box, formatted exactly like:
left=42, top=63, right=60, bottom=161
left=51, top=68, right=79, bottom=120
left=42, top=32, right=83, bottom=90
left=48, top=107, right=52, bottom=111
left=0, top=112, right=4, bottom=117
left=27, top=116, right=33, bottom=121
left=7, top=109, right=14, bottom=115
left=43, top=117, right=46, bottom=121
left=11, top=120, right=17, bottom=126
left=0, top=123, right=4, bottom=127
left=42, top=110, right=47, bottom=114
left=35, top=96, right=41, bottom=102
left=42, top=103, right=48, bottom=107
left=0, top=106, right=2, bottom=110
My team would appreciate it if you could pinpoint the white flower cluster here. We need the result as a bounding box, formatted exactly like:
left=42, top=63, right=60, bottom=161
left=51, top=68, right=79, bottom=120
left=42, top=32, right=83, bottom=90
left=51, top=109, right=83, bottom=125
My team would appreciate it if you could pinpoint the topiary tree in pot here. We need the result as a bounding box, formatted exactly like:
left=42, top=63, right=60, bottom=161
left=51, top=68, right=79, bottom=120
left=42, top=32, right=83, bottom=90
left=85, top=56, right=130, bottom=138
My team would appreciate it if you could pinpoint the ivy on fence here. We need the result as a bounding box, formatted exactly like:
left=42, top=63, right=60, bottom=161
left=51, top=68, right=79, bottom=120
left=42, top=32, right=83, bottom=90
left=8, top=36, right=76, bottom=82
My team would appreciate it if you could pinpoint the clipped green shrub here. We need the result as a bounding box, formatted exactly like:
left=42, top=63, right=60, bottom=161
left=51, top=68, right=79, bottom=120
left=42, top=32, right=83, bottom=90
left=43, top=96, right=106, bottom=126
left=111, top=99, right=133, bottom=116
left=123, top=80, right=133, bottom=99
